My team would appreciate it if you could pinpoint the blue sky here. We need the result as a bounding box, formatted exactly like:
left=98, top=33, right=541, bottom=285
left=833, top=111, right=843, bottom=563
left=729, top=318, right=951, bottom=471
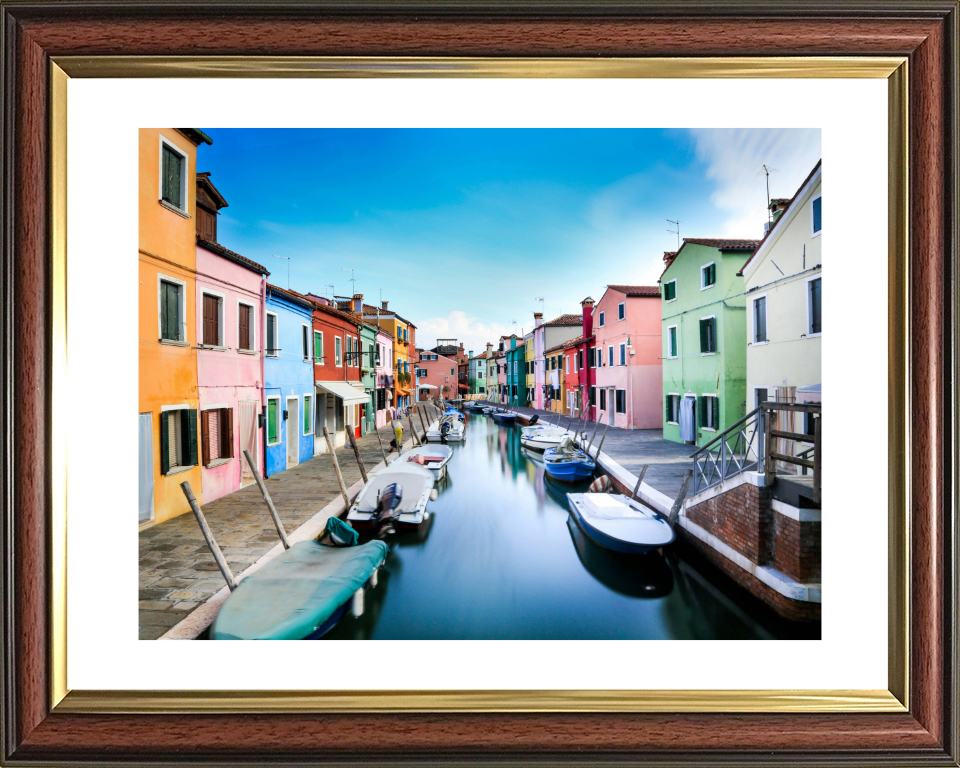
left=197, top=128, right=820, bottom=353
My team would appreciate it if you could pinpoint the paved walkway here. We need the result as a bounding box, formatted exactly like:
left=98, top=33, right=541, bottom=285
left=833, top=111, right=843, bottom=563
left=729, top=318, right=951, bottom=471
left=476, top=401, right=694, bottom=499
left=138, top=410, right=440, bottom=639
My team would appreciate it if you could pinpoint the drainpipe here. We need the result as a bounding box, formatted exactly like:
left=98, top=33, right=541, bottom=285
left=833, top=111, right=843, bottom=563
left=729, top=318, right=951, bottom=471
left=261, top=277, right=269, bottom=479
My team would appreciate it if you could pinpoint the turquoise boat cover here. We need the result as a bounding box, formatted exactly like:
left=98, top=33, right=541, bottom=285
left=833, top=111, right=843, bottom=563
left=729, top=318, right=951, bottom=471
left=325, top=515, right=359, bottom=547
left=211, top=539, right=388, bottom=640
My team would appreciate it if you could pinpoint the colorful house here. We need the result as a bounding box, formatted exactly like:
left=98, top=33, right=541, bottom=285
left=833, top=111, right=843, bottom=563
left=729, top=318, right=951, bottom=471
left=741, top=160, right=822, bottom=422
left=374, top=328, right=395, bottom=426
left=361, top=302, right=415, bottom=410
left=660, top=238, right=760, bottom=446
left=138, top=127, right=211, bottom=526
left=195, top=207, right=270, bottom=501
left=506, top=339, right=525, bottom=406
left=564, top=298, right=597, bottom=422
left=592, top=285, right=663, bottom=430
left=533, top=312, right=583, bottom=410
left=523, top=332, right=535, bottom=406
left=485, top=343, right=498, bottom=400
left=470, top=350, right=489, bottom=396
left=532, top=312, right=545, bottom=408
left=263, top=284, right=317, bottom=477
left=416, top=349, right=459, bottom=401
left=543, top=342, right=566, bottom=413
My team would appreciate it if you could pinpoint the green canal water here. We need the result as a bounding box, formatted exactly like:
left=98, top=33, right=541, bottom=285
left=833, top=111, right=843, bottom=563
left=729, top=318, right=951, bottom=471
left=324, top=413, right=820, bottom=641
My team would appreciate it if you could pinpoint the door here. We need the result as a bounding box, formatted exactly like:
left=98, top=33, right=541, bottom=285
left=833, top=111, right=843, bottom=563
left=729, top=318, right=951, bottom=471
left=239, top=400, right=258, bottom=486
left=286, top=397, right=299, bottom=467
left=680, top=396, right=697, bottom=443
left=608, top=389, right=616, bottom=425
left=138, top=413, right=154, bottom=523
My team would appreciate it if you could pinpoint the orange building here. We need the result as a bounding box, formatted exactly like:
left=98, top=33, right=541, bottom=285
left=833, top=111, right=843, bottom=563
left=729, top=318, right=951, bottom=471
left=138, top=128, right=212, bottom=526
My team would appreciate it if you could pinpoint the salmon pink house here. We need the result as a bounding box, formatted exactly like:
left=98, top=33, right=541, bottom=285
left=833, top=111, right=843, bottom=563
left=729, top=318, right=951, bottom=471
left=194, top=176, right=269, bottom=502
left=592, top=285, right=663, bottom=430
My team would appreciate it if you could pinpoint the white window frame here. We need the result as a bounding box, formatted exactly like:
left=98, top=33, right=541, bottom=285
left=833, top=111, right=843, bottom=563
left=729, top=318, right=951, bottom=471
left=750, top=292, right=769, bottom=345
left=607, top=345, right=614, bottom=367
left=335, top=336, right=343, bottom=366
left=663, top=278, right=677, bottom=303
left=702, top=393, right=719, bottom=431
left=667, top=324, right=679, bottom=359
left=157, top=133, right=190, bottom=217
left=807, top=275, right=822, bottom=337
left=157, top=273, right=188, bottom=345
left=615, top=388, right=627, bottom=414
left=565, top=355, right=570, bottom=374
left=313, top=330, right=323, bottom=363
left=200, top=288, right=226, bottom=349
left=700, top=314, right=718, bottom=356
left=236, top=299, right=257, bottom=353
left=301, top=323, right=312, bottom=362
left=598, top=310, right=605, bottom=327
left=811, top=192, right=822, bottom=238
left=590, top=347, right=597, bottom=368
left=619, top=342, right=626, bottom=366
left=266, top=396, right=282, bottom=446
left=666, top=392, right=680, bottom=425
left=700, top=261, right=717, bottom=291
left=303, top=393, right=314, bottom=436
left=617, top=301, right=625, bottom=321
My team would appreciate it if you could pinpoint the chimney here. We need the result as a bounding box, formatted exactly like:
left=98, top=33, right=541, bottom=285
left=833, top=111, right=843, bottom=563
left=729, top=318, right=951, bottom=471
left=534, top=312, right=544, bottom=328
left=468, top=350, right=473, bottom=362
left=381, top=300, right=389, bottom=311
left=486, top=342, right=493, bottom=357
left=581, top=296, right=595, bottom=339
left=353, top=293, right=363, bottom=313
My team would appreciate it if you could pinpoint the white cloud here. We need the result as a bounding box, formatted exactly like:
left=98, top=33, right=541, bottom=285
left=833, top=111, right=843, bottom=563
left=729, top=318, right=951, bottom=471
left=689, top=128, right=821, bottom=239
left=417, top=310, right=515, bottom=356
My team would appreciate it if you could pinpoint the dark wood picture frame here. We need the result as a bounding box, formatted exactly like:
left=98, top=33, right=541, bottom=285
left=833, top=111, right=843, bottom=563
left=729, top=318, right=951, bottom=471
left=2, top=1, right=958, bottom=764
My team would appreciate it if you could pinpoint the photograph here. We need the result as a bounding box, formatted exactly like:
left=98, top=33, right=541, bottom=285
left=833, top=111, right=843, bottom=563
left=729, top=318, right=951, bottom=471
left=138, top=127, right=822, bottom=641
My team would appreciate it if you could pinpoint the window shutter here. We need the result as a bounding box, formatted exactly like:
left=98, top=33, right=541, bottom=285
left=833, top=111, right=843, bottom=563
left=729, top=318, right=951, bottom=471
left=222, top=408, right=234, bottom=459
left=201, top=409, right=211, bottom=464
left=186, top=409, right=199, bottom=467
left=239, top=305, right=250, bottom=350
left=699, top=319, right=707, bottom=352
left=203, top=295, right=218, bottom=346
left=712, top=396, right=719, bottom=429
left=159, top=412, right=170, bottom=474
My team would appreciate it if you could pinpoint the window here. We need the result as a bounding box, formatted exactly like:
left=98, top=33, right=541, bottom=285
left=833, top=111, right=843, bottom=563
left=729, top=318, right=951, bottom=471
left=808, top=278, right=822, bottom=335
left=663, top=279, right=677, bottom=302
left=599, top=388, right=607, bottom=411
left=699, top=316, right=717, bottom=354
left=608, top=346, right=614, bottom=367
left=313, top=331, right=323, bottom=363
left=667, top=325, right=678, bottom=358
left=812, top=194, right=822, bottom=235
left=202, top=293, right=223, bottom=347
left=618, top=302, right=625, bottom=321
left=335, top=336, right=343, bottom=366
left=701, top=262, right=716, bottom=290
left=451, top=368, right=455, bottom=376
left=589, top=386, right=596, bottom=405
left=265, top=312, right=279, bottom=356
left=753, top=296, right=767, bottom=343
left=578, top=350, right=583, bottom=370
left=266, top=398, right=280, bottom=446
left=303, top=395, right=313, bottom=435
left=599, top=310, right=605, bottom=327
left=615, top=389, right=626, bottom=414
left=201, top=406, right=234, bottom=467
left=159, top=407, right=198, bottom=474
left=302, top=324, right=311, bottom=361
left=804, top=412, right=818, bottom=437
left=159, top=136, right=188, bottom=213
left=665, top=394, right=680, bottom=424
left=700, top=395, right=719, bottom=430
left=755, top=387, right=769, bottom=408
left=619, top=343, right=626, bottom=366
left=158, top=276, right=186, bottom=342
left=375, top=344, right=381, bottom=366
left=565, top=356, right=570, bottom=374
left=238, top=303, right=254, bottom=351
left=377, top=388, right=386, bottom=410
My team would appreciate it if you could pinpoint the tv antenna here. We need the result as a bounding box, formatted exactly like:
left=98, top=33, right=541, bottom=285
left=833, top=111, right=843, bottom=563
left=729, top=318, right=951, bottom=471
left=325, top=284, right=335, bottom=300
left=535, top=296, right=544, bottom=318
left=341, top=267, right=356, bottom=295
left=272, top=254, right=291, bottom=289
left=667, top=220, right=681, bottom=250
left=757, top=164, right=780, bottom=222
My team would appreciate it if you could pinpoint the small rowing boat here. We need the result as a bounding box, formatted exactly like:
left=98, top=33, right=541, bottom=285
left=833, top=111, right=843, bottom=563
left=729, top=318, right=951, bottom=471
left=394, top=443, right=453, bottom=480
left=566, top=492, right=674, bottom=554
left=543, top=435, right=596, bottom=482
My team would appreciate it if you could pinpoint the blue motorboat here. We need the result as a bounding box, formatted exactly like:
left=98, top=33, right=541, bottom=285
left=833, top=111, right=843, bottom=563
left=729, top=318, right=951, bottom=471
left=543, top=436, right=596, bottom=482
left=491, top=409, right=518, bottom=424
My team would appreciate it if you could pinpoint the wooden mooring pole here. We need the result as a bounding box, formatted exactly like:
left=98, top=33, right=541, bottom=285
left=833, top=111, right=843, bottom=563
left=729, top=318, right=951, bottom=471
left=373, top=419, right=389, bottom=464
left=631, top=464, right=649, bottom=501
left=417, top=404, right=430, bottom=439
left=323, top=427, right=352, bottom=509
left=346, top=428, right=368, bottom=484
left=593, top=422, right=612, bottom=460
left=668, top=469, right=693, bottom=528
left=242, top=450, right=290, bottom=550
left=408, top=413, right=422, bottom=447
left=179, top=481, right=238, bottom=591
left=587, top=416, right=602, bottom=454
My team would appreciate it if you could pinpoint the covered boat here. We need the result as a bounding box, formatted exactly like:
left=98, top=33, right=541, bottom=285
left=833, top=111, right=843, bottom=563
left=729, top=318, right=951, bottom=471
left=567, top=492, right=675, bottom=554
left=491, top=409, right=517, bottom=423
left=543, top=435, right=596, bottom=482
left=347, top=462, right=435, bottom=529
left=210, top=538, right=388, bottom=640
left=426, top=413, right=465, bottom=442
left=394, top=443, right=453, bottom=480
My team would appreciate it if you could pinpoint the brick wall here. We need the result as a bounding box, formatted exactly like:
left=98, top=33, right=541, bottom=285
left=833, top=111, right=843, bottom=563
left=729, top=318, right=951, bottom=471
left=686, top=482, right=772, bottom=564
left=773, top=514, right=821, bottom=583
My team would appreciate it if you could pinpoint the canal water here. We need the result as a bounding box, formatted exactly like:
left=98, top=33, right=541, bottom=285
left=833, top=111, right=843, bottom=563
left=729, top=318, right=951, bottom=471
left=324, top=413, right=820, bottom=641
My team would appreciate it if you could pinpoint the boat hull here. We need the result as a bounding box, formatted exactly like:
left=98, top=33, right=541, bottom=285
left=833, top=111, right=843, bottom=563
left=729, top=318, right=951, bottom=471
left=491, top=413, right=517, bottom=423
left=543, top=460, right=595, bottom=482
left=567, top=493, right=675, bottom=554
left=520, top=434, right=564, bottom=451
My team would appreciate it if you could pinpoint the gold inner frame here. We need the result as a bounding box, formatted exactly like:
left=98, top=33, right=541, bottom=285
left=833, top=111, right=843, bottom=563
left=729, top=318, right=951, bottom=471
left=48, top=56, right=909, bottom=714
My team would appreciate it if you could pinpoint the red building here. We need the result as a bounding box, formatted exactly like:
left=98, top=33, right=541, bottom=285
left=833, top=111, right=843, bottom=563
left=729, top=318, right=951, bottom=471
left=566, top=297, right=597, bottom=421
left=416, top=349, right=460, bottom=402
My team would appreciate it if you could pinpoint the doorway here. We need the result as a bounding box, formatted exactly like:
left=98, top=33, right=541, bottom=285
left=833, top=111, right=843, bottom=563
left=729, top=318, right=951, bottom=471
left=239, top=400, right=259, bottom=486
left=286, top=396, right=300, bottom=468
left=608, top=389, right=616, bottom=426
left=138, top=413, right=154, bottom=523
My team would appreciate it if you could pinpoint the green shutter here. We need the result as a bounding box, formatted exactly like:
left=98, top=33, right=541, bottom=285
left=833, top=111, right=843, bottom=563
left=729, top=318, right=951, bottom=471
left=186, top=410, right=198, bottom=467
left=713, top=395, right=720, bottom=430
left=159, top=413, right=170, bottom=474
left=699, top=319, right=708, bottom=352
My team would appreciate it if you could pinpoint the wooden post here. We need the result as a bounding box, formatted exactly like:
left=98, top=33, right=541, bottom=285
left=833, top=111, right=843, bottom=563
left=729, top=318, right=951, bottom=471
left=242, top=450, right=290, bottom=550
left=813, top=413, right=821, bottom=505
left=631, top=464, right=649, bottom=500
left=346, top=428, right=368, bottom=484
left=373, top=419, right=388, bottom=465
left=408, top=414, right=421, bottom=447
left=593, top=422, right=612, bottom=460
left=418, top=405, right=429, bottom=439
left=179, top=481, right=238, bottom=591
left=587, top=416, right=602, bottom=454
left=763, top=404, right=775, bottom=486
left=323, top=427, right=352, bottom=509
left=668, top=469, right=693, bottom=528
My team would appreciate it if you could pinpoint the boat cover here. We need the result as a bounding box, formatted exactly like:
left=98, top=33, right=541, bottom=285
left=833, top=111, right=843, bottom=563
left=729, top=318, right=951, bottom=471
left=553, top=435, right=583, bottom=457
left=325, top=516, right=359, bottom=547
left=211, top=539, right=388, bottom=640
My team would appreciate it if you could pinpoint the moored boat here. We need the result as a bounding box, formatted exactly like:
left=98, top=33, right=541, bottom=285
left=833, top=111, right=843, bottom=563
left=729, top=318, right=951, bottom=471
left=426, top=413, right=466, bottom=442
left=543, top=435, right=596, bottom=482
left=347, top=462, right=436, bottom=529
left=394, top=443, right=453, bottom=480
left=519, top=430, right=567, bottom=451
left=566, top=492, right=675, bottom=554
left=491, top=409, right=518, bottom=423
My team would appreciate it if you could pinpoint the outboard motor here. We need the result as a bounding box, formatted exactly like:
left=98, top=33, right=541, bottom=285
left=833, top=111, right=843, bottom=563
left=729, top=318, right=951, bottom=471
left=372, top=482, right=404, bottom=538
left=440, top=421, right=452, bottom=442
left=528, top=414, right=539, bottom=426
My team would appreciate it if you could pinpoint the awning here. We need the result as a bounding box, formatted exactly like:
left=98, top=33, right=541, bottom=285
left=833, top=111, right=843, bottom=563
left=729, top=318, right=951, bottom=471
left=418, top=384, right=437, bottom=390
left=458, top=383, right=469, bottom=391
left=315, top=380, right=370, bottom=404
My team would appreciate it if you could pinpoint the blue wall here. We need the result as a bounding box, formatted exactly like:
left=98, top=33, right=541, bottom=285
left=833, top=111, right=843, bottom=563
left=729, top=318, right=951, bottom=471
left=264, top=291, right=316, bottom=477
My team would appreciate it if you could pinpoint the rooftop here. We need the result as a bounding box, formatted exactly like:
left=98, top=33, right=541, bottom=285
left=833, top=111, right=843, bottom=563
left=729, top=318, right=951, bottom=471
left=606, top=284, right=661, bottom=298
left=197, top=237, right=269, bottom=276
left=543, top=313, right=583, bottom=327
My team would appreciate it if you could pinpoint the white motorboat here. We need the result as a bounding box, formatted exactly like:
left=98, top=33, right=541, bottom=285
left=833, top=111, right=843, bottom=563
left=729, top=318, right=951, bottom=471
left=520, top=430, right=568, bottom=452
left=347, top=462, right=436, bottom=530
left=426, top=413, right=466, bottom=442
left=566, top=493, right=674, bottom=554
left=393, top=443, right=453, bottom=480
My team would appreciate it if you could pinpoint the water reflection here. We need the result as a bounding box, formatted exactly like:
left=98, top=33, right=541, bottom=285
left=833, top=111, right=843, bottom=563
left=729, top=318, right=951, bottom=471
left=323, top=413, right=818, bottom=640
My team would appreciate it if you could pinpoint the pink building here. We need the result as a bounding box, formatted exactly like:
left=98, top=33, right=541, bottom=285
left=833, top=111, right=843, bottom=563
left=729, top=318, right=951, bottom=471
left=592, top=285, right=663, bottom=430
left=416, top=349, right=460, bottom=401
left=195, top=236, right=269, bottom=502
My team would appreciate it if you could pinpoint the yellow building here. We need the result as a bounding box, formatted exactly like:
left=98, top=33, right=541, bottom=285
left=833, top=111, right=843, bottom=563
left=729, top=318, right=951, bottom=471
left=361, top=301, right=416, bottom=409
left=524, top=332, right=535, bottom=405
left=139, top=128, right=212, bottom=526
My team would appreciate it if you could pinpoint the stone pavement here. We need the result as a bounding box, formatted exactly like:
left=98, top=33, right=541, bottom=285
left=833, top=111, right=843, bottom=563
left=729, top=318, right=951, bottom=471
left=138, top=411, right=439, bottom=639
left=476, top=401, right=694, bottom=499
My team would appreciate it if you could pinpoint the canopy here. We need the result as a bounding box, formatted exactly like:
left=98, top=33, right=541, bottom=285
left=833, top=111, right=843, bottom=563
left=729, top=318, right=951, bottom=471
left=418, top=384, right=437, bottom=390
left=315, top=380, right=369, bottom=404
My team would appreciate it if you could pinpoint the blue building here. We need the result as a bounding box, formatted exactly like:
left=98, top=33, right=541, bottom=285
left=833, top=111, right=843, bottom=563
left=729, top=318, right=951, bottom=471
left=263, top=285, right=317, bottom=477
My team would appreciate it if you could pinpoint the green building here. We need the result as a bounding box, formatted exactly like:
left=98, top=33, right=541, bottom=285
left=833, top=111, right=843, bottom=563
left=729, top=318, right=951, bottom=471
left=506, top=341, right=524, bottom=407
left=660, top=238, right=759, bottom=447
left=359, top=321, right=379, bottom=435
